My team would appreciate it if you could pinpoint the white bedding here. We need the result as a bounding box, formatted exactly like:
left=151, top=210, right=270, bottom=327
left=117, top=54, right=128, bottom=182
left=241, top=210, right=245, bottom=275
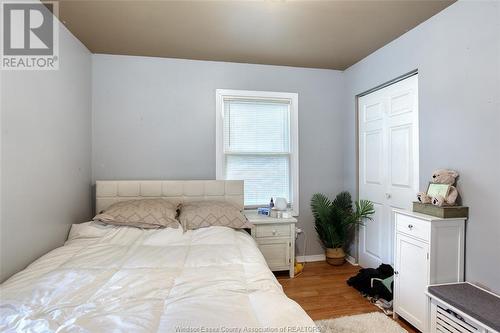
left=0, top=223, right=316, bottom=332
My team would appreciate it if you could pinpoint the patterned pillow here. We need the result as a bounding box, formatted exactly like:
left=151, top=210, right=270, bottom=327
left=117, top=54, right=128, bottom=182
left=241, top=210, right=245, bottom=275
left=93, top=199, right=180, bottom=229
left=179, top=201, right=252, bottom=230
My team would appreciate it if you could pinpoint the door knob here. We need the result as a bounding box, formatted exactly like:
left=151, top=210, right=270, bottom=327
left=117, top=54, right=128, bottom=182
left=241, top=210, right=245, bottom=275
left=408, top=224, right=413, bottom=229
left=385, top=193, right=391, bottom=199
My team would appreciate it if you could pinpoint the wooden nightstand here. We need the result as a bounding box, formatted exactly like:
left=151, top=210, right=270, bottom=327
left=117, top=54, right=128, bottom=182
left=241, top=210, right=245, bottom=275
left=245, top=210, right=297, bottom=278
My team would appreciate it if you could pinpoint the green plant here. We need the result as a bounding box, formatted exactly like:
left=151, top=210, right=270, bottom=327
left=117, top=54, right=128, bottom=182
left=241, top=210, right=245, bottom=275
left=311, top=191, right=375, bottom=249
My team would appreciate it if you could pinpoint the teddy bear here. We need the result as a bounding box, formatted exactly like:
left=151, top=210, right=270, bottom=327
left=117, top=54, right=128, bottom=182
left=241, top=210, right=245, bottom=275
left=417, top=169, right=459, bottom=207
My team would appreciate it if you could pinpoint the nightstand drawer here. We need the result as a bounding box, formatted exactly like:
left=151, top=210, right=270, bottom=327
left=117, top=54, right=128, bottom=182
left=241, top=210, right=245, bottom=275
left=255, top=224, right=291, bottom=238
left=256, top=238, right=290, bottom=270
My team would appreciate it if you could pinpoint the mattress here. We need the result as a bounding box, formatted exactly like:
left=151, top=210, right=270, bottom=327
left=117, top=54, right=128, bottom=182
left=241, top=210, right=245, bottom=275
left=0, top=222, right=316, bottom=332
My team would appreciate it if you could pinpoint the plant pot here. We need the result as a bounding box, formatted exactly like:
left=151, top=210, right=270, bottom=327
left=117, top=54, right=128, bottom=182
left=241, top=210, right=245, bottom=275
left=326, top=247, right=345, bottom=266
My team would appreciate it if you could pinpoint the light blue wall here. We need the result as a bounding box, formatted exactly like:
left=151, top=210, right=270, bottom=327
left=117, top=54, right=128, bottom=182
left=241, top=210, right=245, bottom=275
left=0, top=24, right=92, bottom=282
left=343, top=0, right=500, bottom=293
left=92, top=55, right=345, bottom=257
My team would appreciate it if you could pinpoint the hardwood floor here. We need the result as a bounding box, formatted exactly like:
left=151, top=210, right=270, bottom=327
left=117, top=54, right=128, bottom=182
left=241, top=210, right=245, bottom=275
left=276, top=261, right=418, bottom=333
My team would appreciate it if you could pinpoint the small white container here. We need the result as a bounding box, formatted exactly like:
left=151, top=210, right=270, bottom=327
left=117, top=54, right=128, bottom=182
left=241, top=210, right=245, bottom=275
left=274, top=197, right=288, bottom=211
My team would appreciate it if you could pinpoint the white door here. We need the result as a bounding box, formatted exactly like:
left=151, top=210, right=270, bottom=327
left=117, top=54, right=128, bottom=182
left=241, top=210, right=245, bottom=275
left=358, top=74, right=419, bottom=268
left=394, top=233, right=429, bottom=332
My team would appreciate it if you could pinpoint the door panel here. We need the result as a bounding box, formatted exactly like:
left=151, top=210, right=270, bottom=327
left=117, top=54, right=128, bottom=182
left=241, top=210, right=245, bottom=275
left=359, top=89, right=387, bottom=268
left=364, top=130, right=383, bottom=184
left=389, top=125, right=411, bottom=187
left=358, top=74, right=419, bottom=267
left=359, top=202, right=383, bottom=268
left=394, top=234, right=429, bottom=331
left=364, top=102, right=383, bottom=122
left=390, top=91, right=412, bottom=115
left=387, top=77, right=419, bottom=211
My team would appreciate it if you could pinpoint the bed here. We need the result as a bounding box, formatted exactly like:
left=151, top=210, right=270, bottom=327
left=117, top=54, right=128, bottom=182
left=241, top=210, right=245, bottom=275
left=0, top=180, right=316, bottom=332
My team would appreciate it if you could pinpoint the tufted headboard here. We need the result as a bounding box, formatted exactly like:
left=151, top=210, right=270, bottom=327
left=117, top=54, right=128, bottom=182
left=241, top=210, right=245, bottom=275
left=95, top=180, right=244, bottom=214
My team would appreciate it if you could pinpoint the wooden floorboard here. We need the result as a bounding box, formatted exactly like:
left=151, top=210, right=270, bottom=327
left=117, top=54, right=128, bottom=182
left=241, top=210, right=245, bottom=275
left=276, top=261, right=418, bottom=333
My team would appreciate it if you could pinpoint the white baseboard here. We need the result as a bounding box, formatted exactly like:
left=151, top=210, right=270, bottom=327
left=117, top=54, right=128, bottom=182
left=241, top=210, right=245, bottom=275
left=346, top=254, right=358, bottom=266
left=296, top=254, right=326, bottom=262
left=296, top=254, right=359, bottom=265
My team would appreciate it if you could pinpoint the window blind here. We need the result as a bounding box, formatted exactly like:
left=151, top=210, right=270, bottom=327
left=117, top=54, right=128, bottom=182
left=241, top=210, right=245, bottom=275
left=223, top=99, right=291, bottom=206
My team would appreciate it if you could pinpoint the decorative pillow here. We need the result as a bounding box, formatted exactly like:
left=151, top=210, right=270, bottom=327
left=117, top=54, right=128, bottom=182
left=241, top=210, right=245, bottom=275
left=179, top=201, right=251, bottom=230
left=93, top=199, right=180, bottom=229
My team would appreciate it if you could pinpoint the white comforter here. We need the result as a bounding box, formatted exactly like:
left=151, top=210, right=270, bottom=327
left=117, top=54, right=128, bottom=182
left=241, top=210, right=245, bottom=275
left=0, top=223, right=316, bottom=332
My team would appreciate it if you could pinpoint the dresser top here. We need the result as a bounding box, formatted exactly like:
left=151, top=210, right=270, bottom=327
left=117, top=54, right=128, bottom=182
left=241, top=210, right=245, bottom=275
left=428, top=282, right=500, bottom=332
left=393, top=208, right=467, bottom=222
left=244, top=210, right=297, bottom=224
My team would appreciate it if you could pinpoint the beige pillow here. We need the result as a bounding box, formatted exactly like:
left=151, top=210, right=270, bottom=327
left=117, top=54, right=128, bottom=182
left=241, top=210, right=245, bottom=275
left=93, top=198, right=180, bottom=229
left=179, top=201, right=252, bottom=230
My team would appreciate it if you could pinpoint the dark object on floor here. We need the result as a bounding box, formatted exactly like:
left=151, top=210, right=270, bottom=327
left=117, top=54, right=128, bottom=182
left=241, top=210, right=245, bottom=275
left=347, top=263, right=394, bottom=301
left=428, top=283, right=500, bottom=332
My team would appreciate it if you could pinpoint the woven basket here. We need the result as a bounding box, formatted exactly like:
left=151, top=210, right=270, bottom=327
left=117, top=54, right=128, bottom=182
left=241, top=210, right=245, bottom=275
left=326, top=247, right=346, bottom=266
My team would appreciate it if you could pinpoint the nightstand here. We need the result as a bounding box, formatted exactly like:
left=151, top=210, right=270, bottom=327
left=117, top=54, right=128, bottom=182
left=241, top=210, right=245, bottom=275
left=245, top=210, right=297, bottom=278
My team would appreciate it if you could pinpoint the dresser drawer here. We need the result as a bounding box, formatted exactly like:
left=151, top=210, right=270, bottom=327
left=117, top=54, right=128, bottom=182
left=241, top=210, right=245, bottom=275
left=396, top=213, right=430, bottom=241
left=254, top=224, right=291, bottom=238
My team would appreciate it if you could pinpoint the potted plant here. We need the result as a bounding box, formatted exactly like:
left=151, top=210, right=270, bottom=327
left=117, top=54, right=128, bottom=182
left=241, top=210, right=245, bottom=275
left=311, top=191, right=375, bottom=265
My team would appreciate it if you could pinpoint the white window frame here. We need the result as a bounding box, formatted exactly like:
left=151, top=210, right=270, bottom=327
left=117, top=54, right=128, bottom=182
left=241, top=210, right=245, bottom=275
left=216, top=89, right=299, bottom=215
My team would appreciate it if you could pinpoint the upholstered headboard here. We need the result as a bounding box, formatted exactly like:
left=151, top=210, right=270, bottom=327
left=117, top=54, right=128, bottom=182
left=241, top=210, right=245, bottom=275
left=95, top=180, right=244, bottom=213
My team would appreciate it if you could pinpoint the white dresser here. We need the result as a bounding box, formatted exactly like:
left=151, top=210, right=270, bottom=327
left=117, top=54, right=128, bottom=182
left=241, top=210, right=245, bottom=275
left=245, top=211, right=297, bottom=278
left=393, top=209, right=466, bottom=332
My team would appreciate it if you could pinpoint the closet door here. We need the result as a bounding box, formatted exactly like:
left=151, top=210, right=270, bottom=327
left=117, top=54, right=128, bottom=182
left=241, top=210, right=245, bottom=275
left=358, top=88, right=387, bottom=268
left=358, top=74, right=419, bottom=268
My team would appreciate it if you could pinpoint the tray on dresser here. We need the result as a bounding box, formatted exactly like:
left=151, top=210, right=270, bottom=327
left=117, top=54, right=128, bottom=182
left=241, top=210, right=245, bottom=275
left=412, top=201, right=469, bottom=218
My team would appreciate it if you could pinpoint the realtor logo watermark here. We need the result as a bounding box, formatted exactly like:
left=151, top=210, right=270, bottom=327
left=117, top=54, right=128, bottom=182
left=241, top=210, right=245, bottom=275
left=1, top=1, right=59, bottom=70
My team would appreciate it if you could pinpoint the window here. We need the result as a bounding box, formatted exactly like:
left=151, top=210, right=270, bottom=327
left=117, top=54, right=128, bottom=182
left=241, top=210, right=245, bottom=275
left=216, top=89, right=299, bottom=215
